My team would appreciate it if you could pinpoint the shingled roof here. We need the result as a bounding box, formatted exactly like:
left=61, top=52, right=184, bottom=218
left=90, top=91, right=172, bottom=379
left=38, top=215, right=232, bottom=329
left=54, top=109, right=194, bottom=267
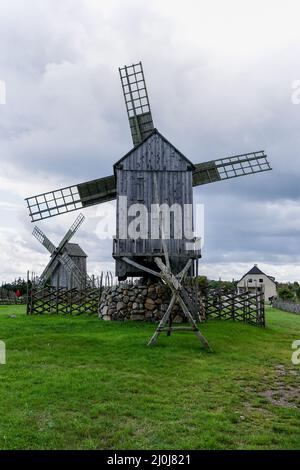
left=238, top=265, right=276, bottom=284
left=65, top=243, right=87, bottom=258
left=245, top=265, right=265, bottom=276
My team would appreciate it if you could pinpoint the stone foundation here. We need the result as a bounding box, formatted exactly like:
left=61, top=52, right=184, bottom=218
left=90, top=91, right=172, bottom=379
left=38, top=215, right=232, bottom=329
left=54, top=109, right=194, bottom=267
left=98, top=280, right=204, bottom=322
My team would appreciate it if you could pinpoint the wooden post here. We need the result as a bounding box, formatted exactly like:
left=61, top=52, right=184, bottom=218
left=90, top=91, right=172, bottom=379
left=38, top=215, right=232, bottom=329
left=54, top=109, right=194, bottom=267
left=70, top=271, right=73, bottom=315
left=56, top=272, right=59, bottom=315
left=30, top=273, right=34, bottom=315
left=26, top=270, right=30, bottom=315
left=261, top=290, right=265, bottom=327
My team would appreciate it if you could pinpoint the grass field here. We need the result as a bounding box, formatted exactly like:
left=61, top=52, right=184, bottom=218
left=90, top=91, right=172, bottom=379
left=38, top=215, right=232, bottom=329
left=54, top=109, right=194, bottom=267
left=0, top=305, right=299, bottom=450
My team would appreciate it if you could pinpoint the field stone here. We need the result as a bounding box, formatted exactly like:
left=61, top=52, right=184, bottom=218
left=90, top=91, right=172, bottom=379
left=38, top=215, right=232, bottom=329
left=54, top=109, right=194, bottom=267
left=145, top=303, right=155, bottom=311
left=101, top=306, right=108, bottom=316
left=131, top=314, right=145, bottom=321
left=102, top=315, right=111, bottom=321
left=98, top=281, right=196, bottom=322
left=117, top=302, right=125, bottom=312
left=145, top=311, right=153, bottom=318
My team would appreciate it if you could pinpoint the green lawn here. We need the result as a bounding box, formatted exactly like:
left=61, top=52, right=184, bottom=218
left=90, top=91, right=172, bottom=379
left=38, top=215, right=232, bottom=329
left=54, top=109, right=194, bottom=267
left=0, top=305, right=299, bottom=450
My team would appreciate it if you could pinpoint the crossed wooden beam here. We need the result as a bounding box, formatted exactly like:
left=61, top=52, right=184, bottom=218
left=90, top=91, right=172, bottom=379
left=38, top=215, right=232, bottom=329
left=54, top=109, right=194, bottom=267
left=122, top=255, right=211, bottom=350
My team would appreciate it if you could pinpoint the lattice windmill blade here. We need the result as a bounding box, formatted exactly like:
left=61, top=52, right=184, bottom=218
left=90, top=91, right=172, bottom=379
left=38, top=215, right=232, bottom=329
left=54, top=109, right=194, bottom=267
left=32, top=226, right=56, bottom=254
left=39, top=256, right=60, bottom=285
left=192, top=150, right=271, bottom=187
left=119, top=62, right=154, bottom=146
left=57, top=213, right=85, bottom=252
left=25, top=175, right=116, bottom=222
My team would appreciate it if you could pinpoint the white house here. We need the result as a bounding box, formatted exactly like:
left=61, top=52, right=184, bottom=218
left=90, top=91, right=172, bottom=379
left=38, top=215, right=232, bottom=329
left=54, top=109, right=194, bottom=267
left=237, top=264, right=277, bottom=302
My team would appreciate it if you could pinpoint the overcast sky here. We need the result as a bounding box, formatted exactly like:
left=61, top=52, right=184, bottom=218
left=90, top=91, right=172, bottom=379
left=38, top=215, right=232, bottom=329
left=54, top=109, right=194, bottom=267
left=1, top=0, right=300, bottom=283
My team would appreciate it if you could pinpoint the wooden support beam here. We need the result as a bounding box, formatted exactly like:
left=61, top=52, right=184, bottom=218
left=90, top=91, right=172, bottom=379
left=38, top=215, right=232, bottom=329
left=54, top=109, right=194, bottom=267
left=121, top=257, right=161, bottom=278
left=161, top=326, right=195, bottom=332
left=151, top=257, right=211, bottom=350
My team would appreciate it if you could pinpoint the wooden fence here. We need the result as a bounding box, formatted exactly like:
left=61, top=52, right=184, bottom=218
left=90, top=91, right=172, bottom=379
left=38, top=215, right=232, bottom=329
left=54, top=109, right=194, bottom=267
left=24, top=276, right=265, bottom=325
left=26, top=271, right=116, bottom=316
left=205, top=289, right=265, bottom=326
left=27, top=285, right=102, bottom=316
left=272, top=298, right=300, bottom=314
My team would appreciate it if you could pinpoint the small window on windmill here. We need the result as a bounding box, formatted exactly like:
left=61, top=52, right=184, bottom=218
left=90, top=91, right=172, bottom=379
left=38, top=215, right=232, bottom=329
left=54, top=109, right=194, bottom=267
left=248, top=279, right=253, bottom=283
left=259, top=278, right=263, bottom=283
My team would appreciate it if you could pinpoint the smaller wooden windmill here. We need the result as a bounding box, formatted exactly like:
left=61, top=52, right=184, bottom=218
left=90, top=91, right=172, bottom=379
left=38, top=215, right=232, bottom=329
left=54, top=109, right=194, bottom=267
left=33, top=213, right=91, bottom=288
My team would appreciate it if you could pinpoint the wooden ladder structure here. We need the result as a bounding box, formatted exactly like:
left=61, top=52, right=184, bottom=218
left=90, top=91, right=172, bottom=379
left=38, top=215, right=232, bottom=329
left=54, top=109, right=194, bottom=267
left=122, top=173, right=211, bottom=350
left=122, top=255, right=211, bottom=350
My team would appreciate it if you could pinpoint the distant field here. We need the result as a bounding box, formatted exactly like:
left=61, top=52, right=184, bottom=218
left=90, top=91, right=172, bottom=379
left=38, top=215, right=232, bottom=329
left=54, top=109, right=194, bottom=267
left=0, top=305, right=299, bottom=450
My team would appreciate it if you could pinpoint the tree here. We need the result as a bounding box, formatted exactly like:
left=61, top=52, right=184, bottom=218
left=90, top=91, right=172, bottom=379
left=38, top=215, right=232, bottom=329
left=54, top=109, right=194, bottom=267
left=278, top=286, right=295, bottom=301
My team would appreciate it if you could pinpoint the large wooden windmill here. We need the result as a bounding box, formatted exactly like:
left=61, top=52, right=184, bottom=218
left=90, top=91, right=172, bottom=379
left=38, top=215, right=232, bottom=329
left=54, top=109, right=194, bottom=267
left=26, top=62, right=271, bottom=348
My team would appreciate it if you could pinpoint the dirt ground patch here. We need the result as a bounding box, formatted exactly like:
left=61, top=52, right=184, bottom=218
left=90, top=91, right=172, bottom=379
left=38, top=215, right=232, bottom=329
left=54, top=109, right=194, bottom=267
left=259, top=364, right=300, bottom=408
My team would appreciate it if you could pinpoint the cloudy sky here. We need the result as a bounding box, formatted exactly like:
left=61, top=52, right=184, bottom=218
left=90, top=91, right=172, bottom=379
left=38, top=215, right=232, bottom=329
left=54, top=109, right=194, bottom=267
left=1, top=0, right=300, bottom=283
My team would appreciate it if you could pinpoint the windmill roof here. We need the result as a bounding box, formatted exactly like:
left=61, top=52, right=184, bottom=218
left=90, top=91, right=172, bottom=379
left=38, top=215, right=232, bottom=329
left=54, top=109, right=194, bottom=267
left=113, top=128, right=195, bottom=170
left=65, top=243, right=87, bottom=258
left=238, top=265, right=276, bottom=284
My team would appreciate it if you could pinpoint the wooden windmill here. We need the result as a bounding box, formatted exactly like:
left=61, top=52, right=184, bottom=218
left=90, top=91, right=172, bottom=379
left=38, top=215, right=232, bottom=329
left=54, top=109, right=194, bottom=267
left=33, top=213, right=90, bottom=288
left=26, top=62, right=272, bottom=348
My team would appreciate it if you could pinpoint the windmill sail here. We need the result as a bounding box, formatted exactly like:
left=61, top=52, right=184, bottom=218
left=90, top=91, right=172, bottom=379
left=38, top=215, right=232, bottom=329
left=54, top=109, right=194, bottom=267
left=32, top=226, right=56, bottom=254
left=192, top=150, right=271, bottom=187
left=39, top=255, right=60, bottom=285
left=33, top=215, right=92, bottom=287
left=26, top=175, right=116, bottom=222
left=26, top=151, right=271, bottom=222
left=57, top=213, right=85, bottom=251
left=119, top=62, right=154, bottom=146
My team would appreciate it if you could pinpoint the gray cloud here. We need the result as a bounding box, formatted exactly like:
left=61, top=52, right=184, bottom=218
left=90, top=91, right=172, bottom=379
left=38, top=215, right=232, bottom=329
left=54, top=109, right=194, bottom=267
left=1, top=0, right=300, bottom=282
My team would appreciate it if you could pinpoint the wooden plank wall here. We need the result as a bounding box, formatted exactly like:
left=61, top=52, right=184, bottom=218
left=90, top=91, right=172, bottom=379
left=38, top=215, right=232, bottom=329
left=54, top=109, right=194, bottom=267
left=115, top=133, right=195, bottom=266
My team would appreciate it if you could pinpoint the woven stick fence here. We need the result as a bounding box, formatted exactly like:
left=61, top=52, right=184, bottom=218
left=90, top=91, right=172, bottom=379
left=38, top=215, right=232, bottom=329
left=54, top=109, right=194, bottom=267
left=205, top=288, right=265, bottom=326
left=26, top=270, right=115, bottom=316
